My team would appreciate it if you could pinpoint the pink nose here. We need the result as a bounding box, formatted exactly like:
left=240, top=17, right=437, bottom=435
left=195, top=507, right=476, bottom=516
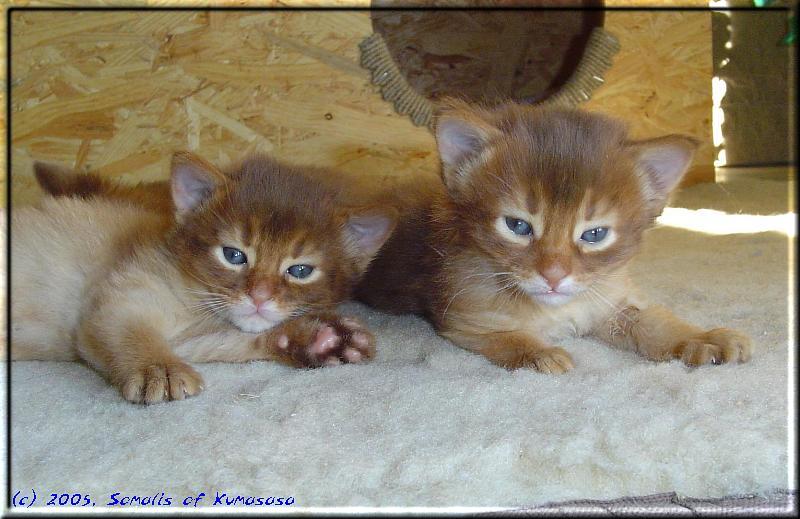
left=540, top=265, right=568, bottom=290
left=249, top=283, right=272, bottom=307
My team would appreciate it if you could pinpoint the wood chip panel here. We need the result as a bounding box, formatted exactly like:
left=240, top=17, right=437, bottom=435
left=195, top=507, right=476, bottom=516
left=584, top=9, right=714, bottom=184
left=8, top=8, right=439, bottom=207
left=5, top=4, right=713, bottom=209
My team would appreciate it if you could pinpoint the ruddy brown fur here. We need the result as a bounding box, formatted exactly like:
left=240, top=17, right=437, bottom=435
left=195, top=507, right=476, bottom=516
left=33, top=100, right=752, bottom=373
left=13, top=153, right=395, bottom=403
left=358, top=98, right=751, bottom=371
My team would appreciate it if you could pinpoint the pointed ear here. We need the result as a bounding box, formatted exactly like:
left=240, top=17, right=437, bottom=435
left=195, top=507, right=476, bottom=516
left=340, top=207, right=398, bottom=271
left=434, top=99, right=501, bottom=193
left=170, top=151, right=224, bottom=216
left=627, top=135, right=699, bottom=215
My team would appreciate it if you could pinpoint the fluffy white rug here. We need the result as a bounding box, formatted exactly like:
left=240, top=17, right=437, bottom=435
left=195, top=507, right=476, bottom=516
left=5, top=175, right=794, bottom=510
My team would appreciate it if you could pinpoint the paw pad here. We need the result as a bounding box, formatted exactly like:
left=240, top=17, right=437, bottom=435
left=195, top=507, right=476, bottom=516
left=282, top=315, right=376, bottom=368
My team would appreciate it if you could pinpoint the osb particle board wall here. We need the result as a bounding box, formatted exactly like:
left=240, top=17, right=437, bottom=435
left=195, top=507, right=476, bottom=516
left=584, top=9, right=714, bottom=185
left=6, top=8, right=712, bottom=208
left=8, top=10, right=441, bottom=208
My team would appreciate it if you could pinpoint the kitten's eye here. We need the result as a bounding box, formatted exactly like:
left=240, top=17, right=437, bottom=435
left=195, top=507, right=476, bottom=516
left=504, top=217, right=533, bottom=236
left=222, top=246, right=247, bottom=265
left=580, top=227, right=609, bottom=243
left=287, top=264, right=314, bottom=279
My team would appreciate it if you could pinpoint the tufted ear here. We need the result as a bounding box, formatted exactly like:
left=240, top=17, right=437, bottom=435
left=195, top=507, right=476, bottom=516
left=627, top=134, right=699, bottom=216
left=434, top=99, right=502, bottom=194
left=339, top=206, right=398, bottom=272
left=170, top=151, right=225, bottom=216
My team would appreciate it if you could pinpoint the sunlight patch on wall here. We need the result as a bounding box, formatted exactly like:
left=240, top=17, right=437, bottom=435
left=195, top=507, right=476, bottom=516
left=711, top=1, right=732, bottom=167
left=658, top=207, right=796, bottom=237
left=712, top=76, right=728, bottom=167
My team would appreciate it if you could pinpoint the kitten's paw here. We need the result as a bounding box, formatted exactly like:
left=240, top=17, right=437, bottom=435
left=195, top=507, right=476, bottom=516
left=120, top=362, right=204, bottom=404
left=529, top=346, right=574, bottom=374
left=673, top=328, right=752, bottom=367
left=481, top=342, right=574, bottom=373
left=273, top=314, right=375, bottom=368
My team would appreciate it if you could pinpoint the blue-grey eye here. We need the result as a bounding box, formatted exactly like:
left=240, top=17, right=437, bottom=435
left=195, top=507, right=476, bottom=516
left=505, top=217, right=533, bottom=236
left=222, top=246, right=247, bottom=265
left=580, top=227, right=609, bottom=243
left=287, top=264, right=314, bottom=279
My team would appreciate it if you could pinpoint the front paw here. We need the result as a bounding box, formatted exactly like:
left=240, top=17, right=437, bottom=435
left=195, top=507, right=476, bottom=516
left=483, top=342, right=574, bottom=374
left=271, top=314, right=375, bottom=368
left=119, top=361, right=204, bottom=404
left=673, top=328, right=752, bottom=367
left=529, top=346, right=574, bottom=374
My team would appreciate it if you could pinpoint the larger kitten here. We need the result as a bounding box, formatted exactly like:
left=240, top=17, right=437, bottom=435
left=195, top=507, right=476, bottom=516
left=357, top=99, right=752, bottom=371
left=12, top=152, right=395, bottom=403
left=33, top=101, right=753, bottom=372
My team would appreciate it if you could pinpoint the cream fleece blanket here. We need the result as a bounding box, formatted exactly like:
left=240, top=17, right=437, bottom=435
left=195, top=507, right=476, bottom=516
left=3, top=175, right=793, bottom=511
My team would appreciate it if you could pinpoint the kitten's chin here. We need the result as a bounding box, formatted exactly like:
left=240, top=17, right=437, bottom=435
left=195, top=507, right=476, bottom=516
left=229, top=314, right=283, bottom=334
left=529, top=291, right=574, bottom=306
left=519, top=279, right=585, bottom=306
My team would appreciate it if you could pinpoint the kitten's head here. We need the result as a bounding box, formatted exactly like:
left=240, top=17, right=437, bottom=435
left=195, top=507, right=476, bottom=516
left=435, top=98, right=698, bottom=306
left=167, top=152, right=396, bottom=333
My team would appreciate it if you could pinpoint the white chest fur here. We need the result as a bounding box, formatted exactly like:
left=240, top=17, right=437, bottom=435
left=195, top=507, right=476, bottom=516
left=520, top=280, right=636, bottom=341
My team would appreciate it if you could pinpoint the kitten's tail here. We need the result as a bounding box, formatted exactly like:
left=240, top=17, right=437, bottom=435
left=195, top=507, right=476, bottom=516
left=33, top=162, right=106, bottom=199
left=33, top=162, right=174, bottom=213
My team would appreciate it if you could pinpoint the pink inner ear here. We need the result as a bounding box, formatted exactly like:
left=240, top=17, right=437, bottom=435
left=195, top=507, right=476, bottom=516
left=639, top=143, right=696, bottom=196
left=346, top=213, right=394, bottom=256
left=171, top=163, right=216, bottom=214
left=436, top=118, right=488, bottom=170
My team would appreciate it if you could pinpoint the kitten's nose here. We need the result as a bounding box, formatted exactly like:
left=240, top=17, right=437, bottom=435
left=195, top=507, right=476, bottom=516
left=540, top=264, right=569, bottom=290
left=249, top=283, right=272, bottom=306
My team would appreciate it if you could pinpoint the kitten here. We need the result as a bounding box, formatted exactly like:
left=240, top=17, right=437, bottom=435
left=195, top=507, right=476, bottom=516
left=357, top=99, right=752, bottom=371
left=11, top=152, right=396, bottom=403
left=34, top=101, right=753, bottom=373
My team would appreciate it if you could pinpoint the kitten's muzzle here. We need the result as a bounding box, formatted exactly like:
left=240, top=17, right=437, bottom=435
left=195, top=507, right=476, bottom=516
left=229, top=300, right=286, bottom=333
left=539, top=263, right=570, bottom=291
left=244, top=298, right=283, bottom=321
left=246, top=283, right=285, bottom=319
left=520, top=273, right=584, bottom=306
left=249, top=282, right=273, bottom=307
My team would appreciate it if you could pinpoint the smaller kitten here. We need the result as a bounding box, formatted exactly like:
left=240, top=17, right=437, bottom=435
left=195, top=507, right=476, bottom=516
left=12, top=152, right=396, bottom=404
